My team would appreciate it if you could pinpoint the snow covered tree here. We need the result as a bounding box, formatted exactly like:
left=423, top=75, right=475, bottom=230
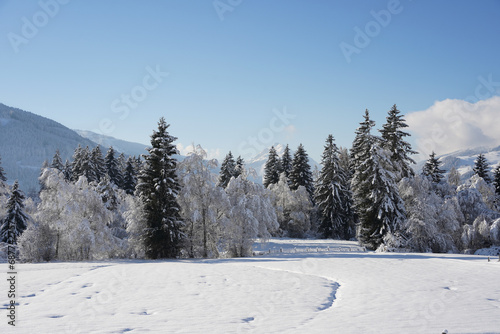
left=61, top=159, right=71, bottom=180
left=105, top=146, right=123, bottom=187
left=91, top=146, right=107, bottom=182
left=351, top=109, right=376, bottom=170
left=178, top=145, right=230, bottom=258
left=280, top=144, right=293, bottom=179
left=379, top=104, right=417, bottom=181
left=392, top=176, right=461, bottom=253
left=225, top=175, right=278, bottom=257
left=422, top=151, right=445, bottom=184
left=315, top=135, right=354, bottom=240
left=473, top=153, right=491, bottom=183
left=122, top=157, right=137, bottom=195
left=19, top=169, right=118, bottom=261
left=353, top=142, right=406, bottom=250
left=234, top=156, right=245, bottom=179
left=494, top=165, right=500, bottom=196
left=50, top=149, right=64, bottom=172
left=270, top=174, right=312, bottom=238
left=217, top=151, right=236, bottom=188
left=0, top=181, right=29, bottom=245
left=0, top=155, right=6, bottom=183
left=270, top=173, right=311, bottom=237
left=289, top=144, right=314, bottom=200
left=136, top=118, right=184, bottom=259
left=263, top=146, right=281, bottom=188
left=447, top=166, right=462, bottom=189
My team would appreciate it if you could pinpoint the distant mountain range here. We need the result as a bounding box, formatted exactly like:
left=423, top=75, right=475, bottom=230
left=437, top=146, right=500, bottom=180
left=0, top=103, right=148, bottom=193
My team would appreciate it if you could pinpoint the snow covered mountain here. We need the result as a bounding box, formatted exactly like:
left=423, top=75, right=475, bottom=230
left=438, top=145, right=500, bottom=180
left=414, top=146, right=500, bottom=180
left=75, top=130, right=147, bottom=157
left=0, top=103, right=147, bottom=193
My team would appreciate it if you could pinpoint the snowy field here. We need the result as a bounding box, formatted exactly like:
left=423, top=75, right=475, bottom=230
left=2, top=239, right=500, bottom=334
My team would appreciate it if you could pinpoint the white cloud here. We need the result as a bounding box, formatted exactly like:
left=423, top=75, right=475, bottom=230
left=406, top=96, right=500, bottom=160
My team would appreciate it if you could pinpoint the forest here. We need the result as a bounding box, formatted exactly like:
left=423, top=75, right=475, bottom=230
left=1, top=105, right=500, bottom=261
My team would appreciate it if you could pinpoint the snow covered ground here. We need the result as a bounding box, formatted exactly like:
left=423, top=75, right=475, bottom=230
left=2, top=239, right=500, bottom=334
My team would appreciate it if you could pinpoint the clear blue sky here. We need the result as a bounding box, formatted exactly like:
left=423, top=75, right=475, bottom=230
left=1, top=0, right=499, bottom=162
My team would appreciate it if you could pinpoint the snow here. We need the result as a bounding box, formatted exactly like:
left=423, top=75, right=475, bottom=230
left=2, top=238, right=500, bottom=334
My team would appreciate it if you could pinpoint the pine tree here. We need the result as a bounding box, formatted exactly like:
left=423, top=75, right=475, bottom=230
left=91, top=146, right=107, bottom=182
left=63, top=160, right=72, bottom=181
left=50, top=149, right=64, bottom=171
left=289, top=144, right=314, bottom=200
left=71, top=146, right=96, bottom=182
left=315, top=135, right=354, bottom=240
left=422, top=151, right=445, bottom=184
left=123, top=157, right=137, bottom=195
left=105, top=147, right=124, bottom=187
left=351, top=109, right=376, bottom=171
left=379, top=104, right=417, bottom=181
left=354, top=143, right=406, bottom=250
left=280, top=144, right=293, bottom=179
left=0, top=181, right=29, bottom=245
left=136, top=117, right=184, bottom=259
left=234, top=156, right=244, bottom=179
left=473, top=153, right=491, bottom=183
left=217, top=152, right=236, bottom=188
left=493, top=165, right=500, bottom=196
left=263, top=146, right=281, bottom=188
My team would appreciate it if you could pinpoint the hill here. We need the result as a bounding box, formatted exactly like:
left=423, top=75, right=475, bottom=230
left=0, top=103, right=147, bottom=193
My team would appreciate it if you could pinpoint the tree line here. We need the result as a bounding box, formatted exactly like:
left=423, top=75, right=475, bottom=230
left=1, top=105, right=500, bottom=261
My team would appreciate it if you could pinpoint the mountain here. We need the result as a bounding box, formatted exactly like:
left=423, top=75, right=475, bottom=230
left=414, top=146, right=500, bottom=180
left=438, top=146, right=500, bottom=180
left=0, top=103, right=147, bottom=193
left=75, top=130, right=147, bottom=157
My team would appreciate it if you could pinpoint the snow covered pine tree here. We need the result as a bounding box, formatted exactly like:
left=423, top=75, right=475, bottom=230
left=136, top=118, right=184, bottom=259
left=0, top=181, right=29, bottom=245
left=315, top=135, right=354, bottom=240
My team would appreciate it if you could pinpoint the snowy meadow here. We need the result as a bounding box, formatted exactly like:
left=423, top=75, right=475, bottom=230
left=2, top=238, right=499, bottom=334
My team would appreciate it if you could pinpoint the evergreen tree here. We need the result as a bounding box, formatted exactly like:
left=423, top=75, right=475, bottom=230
left=0, top=181, right=29, bottom=245
left=105, top=147, right=124, bottom=187
left=289, top=144, right=314, bottom=200
left=63, top=160, right=72, bottom=181
left=315, top=135, right=354, bottom=240
left=379, top=104, right=417, bottom=181
left=136, top=117, right=183, bottom=259
left=280, top=144, right=293, bottom=179
left=422, top=151, right=445, bottom=184
left=473, top=153, right=491, bottom=183
left=50, top=149, right=64, bottom=171
left=354, top=143, right=406, bottom=250
left=91, top=146, right=106, bottom=182
left=234, top=156, right=244, bottom=179
left=493, top=164, right=500, bottom=196
left=123, top=157, right=138, bottom=195
left=0, top=155, right=6, bottom=182
left=217, top=151, right=236, bottom=188
left=71, top=146, right=96, bottom=182
left=263, top=146, right=281, bottom=188
left=351, top=109, right=376, bottom=170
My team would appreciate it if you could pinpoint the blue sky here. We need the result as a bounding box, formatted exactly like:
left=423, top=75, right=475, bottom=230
left=1, top=0, right=499, bottom=162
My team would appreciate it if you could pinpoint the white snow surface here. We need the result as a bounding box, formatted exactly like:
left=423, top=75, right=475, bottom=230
left=2, top=239, right=500, bottom=334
